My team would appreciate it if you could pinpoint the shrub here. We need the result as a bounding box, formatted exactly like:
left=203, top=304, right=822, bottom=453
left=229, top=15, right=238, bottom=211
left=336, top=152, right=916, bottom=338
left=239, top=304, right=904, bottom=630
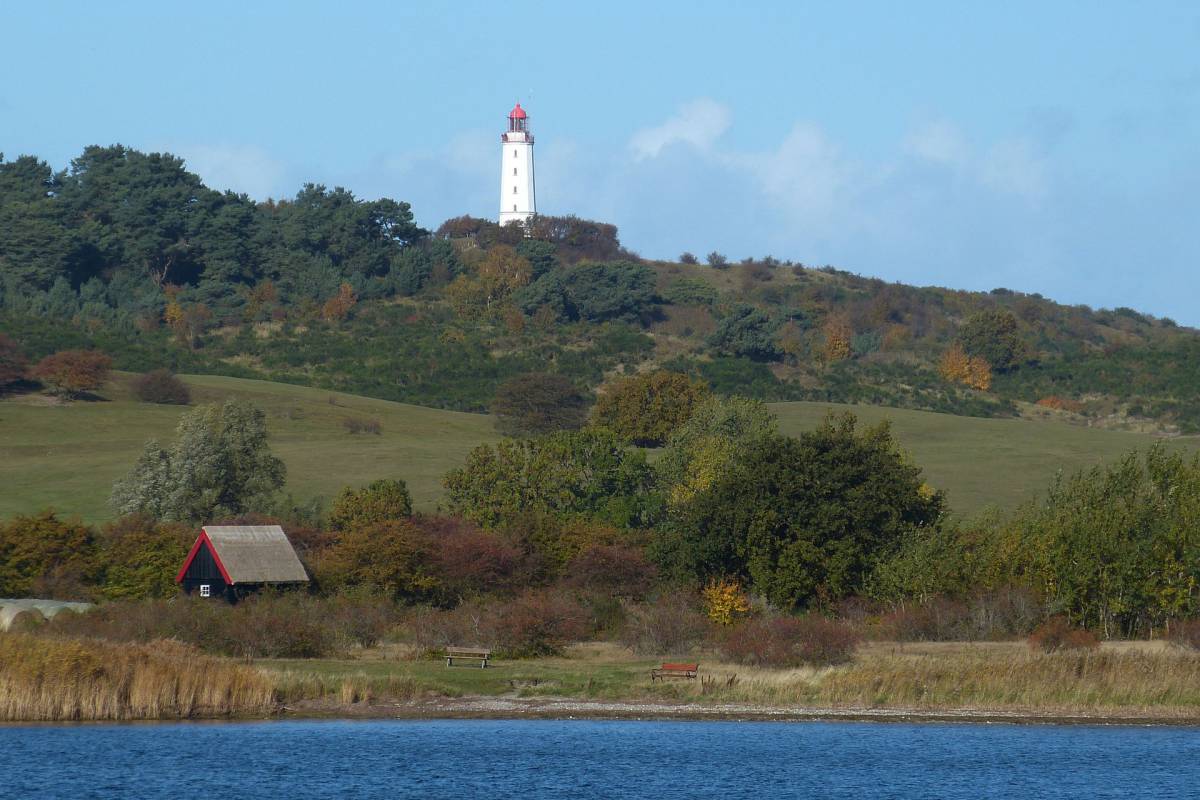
left=706, top=251, right=728, bottom=268
left=875, top=590, right=1042, bottom=643
left=878, top=597, right=971, bottom=642
left=328, top=479, right=412, bottom=530
left=228, top=593, right=335, bottom=658
left=1169, top=619, right=1200, bottom=651
left=591, top=370, right=711, bottom=447
left=0, top=511, right=100, bottom=599
left=96, top=514, right=194, bottom=600
left=706, top=305, right=781, bottom=361
left=32, top=349, right=112, bottom=398
left=492, top=590, right=587, bottom=657
left=443, top=429, right=658, bottom=529
left=702, top=578, right=751, bottom=626
left=35, top=594, right=404, bottom=658
left=408, top=603, right=495, bottom=653
left=0, top=333, right=28, bottom=388
left=131, top=369, right=191, bottom=404
left=619, top=592, right=710, bottom=655
left=721, top=616, right=860, bottom=667
left=425, top=517, right=530, bottom=600
left=342, top=417, right=382, bottom=434
left=408, top=591, right=586, bottom=658
left=958, top=309, right=1026, bottom=372
left=678, top=252, right=698, bottom=265
left=562, top=544, right=657, bottom=599
left=662, top=278, right=718, bottom=307
left=315, top=519, right=438, bottom=601
left=1028, top=617, right=1099, bottom=653
left=491, top=372, right=588, bottom=435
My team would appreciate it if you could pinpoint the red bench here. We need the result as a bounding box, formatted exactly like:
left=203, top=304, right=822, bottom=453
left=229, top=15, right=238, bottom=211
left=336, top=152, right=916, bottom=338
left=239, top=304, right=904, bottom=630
left=650, top=662, right=699, bottom=681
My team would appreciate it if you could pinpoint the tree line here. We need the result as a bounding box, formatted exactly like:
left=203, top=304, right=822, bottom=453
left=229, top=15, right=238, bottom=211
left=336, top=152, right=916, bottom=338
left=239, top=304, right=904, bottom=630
left=5, top=370, right=1197, bottom=639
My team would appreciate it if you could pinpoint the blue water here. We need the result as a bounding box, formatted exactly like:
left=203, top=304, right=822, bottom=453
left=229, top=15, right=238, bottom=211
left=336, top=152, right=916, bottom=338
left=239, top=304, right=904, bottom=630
left=1, top=718, right=1197, bottom=798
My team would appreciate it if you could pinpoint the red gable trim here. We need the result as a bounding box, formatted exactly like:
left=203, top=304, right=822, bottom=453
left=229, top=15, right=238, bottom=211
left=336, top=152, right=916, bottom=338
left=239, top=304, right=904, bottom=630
left=174, top=530, right=233, bottom=585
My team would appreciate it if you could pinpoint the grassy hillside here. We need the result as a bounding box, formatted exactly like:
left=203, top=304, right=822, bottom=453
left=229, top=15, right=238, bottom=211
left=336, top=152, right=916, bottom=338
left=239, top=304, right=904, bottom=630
left=1, top=374, right=1195, bottom=523
left=772, top=402, right=1198, bottom=515
left=0, top=373, right=498, bottom=523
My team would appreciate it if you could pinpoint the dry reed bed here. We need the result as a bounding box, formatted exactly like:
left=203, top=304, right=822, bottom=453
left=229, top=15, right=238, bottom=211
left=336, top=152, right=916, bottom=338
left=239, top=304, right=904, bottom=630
left=0, top=633, right=276, bottom=721
left=270, top=669, right=423, bottom=706
left=690, top=648, right=1200, bottom=715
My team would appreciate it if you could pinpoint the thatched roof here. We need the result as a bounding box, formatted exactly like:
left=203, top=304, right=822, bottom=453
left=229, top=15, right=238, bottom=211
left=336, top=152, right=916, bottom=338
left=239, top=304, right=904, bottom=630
left=199, top=525, right=308, bottom=584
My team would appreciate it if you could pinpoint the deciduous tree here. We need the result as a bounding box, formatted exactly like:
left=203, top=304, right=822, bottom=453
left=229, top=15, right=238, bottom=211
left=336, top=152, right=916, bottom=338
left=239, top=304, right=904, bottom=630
left=655, top=413, right=945, bottom=609
left=958, top=309, right=1026, bottom=372
left=32, top=349, right=112, bottom=398
left=591, top=370, right=711, bottom=446
left=443, top=428, right=659, bottom=529
left=0, top=511, right=99, bottom=598
left=110, top=400, right=286, bottom=522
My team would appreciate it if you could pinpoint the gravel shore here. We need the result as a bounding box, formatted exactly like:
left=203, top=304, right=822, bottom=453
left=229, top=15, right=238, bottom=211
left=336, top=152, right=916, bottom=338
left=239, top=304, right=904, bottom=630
left=284, top=695, right=1200, bottom=726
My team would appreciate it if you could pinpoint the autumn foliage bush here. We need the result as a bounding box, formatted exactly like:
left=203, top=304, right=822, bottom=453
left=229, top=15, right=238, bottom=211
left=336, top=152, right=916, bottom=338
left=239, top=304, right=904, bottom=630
left=591, top=370, right=711, bottom=446
left=562, top=543, right=657, bottom=599
left=492, top=590, right=587, bottom=657
left=879, top=589, right=1042, bottom=642
left=1028, top=616, right=1099, bottom=653
left=619, top=591, right=710, bottom=655
left=939, top=343, right=992, bottom=391
left=40, top=593, right=401, bottom=658
left=407, top=590, right=586, bottom=658
left=720, top=616, right=860, bottom=667
left=132, top=369, right=191, bottom=404
left=32, top=349, right=112, bottom=398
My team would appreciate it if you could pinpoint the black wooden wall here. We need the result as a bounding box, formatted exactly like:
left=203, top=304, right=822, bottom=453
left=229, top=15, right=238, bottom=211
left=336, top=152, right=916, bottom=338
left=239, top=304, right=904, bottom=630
left=180, top=542, right=230, bottom=600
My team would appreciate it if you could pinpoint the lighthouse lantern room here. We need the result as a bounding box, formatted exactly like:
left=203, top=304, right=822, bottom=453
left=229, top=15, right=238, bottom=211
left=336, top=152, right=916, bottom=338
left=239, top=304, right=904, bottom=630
left=499, top=103, right=536, bottom=226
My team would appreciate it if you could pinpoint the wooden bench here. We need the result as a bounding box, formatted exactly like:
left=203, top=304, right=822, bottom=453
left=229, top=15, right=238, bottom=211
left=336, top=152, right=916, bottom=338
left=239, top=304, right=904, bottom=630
left=650, top=662, right=699, bottom=681
left=445, top=646, right=492, bottom=668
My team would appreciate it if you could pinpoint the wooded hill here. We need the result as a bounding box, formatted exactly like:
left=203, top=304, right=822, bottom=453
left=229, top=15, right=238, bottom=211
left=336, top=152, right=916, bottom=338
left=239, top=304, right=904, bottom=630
left=3, top=145, right=1199, bottom=432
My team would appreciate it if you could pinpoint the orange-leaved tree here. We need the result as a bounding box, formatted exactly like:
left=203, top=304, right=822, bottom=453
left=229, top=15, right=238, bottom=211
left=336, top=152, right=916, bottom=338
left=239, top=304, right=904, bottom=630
left=32, top=350, right=113, bottom=399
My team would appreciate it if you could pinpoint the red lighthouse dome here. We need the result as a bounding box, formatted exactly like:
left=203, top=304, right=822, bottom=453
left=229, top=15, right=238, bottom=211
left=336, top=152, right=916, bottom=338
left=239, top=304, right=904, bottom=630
left=509, top=103, right=527, bottom=120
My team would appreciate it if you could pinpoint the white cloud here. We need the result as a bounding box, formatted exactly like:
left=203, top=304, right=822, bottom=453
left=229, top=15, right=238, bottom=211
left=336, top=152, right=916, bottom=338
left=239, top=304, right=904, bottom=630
left=979, top=138, right=1047, bottom=201
left=905, top=120, right=971, bottom=168
left=738, top=122, right=859, bottom=229
left=172, top=143, right=289, bottom=199
left=629, top=98, right=732, bottom=160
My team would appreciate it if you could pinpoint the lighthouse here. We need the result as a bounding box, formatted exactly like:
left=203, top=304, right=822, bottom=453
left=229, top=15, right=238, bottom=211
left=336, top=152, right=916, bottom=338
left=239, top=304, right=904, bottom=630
left=499, top=103, right=536, bottom=226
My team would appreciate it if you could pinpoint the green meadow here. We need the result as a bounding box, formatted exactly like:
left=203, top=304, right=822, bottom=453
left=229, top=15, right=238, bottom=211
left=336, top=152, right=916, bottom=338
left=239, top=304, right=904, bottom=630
left=0, top=374, right=499, bottom=522
left=771, top=402, right=1199, bottom=517
left=1, top=373, right=1194, bottom=522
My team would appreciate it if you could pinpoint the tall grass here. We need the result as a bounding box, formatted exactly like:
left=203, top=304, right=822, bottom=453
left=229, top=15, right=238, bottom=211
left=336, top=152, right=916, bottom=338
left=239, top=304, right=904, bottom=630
left=0, top=633, right=276, bottom=721
left=651, top=646, right=1200, bottom=715
left=818, top=648, right=1200, bottom=713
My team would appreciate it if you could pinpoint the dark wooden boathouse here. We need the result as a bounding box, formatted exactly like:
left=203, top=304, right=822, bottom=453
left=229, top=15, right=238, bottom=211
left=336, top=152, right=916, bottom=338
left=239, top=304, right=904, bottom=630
left=176, top=525, right=309, bottom=602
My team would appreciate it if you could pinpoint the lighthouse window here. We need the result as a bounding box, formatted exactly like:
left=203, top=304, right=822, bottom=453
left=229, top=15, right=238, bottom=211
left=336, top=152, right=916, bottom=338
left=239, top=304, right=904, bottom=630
left=513, top=204, right=517, bottom=212
left=513, top=168, right=517, bottom=176
left=513, top=186, right=518, bottom=194
left=513, top=150, right=517, bottom=158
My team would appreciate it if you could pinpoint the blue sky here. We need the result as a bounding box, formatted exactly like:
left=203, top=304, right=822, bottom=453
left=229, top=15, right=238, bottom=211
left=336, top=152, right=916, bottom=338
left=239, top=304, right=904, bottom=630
left=3, top=1, right=1198, bottom=322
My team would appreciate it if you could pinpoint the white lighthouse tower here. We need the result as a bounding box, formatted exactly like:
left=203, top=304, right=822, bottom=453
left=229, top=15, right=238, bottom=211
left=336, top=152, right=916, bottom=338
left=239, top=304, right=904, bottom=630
left=499, top=103, right=536, bottom=226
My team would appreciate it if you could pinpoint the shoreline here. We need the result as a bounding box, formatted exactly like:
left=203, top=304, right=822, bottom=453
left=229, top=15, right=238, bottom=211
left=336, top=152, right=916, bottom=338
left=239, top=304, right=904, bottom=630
left=279, top=696, right=1200, bottom=727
